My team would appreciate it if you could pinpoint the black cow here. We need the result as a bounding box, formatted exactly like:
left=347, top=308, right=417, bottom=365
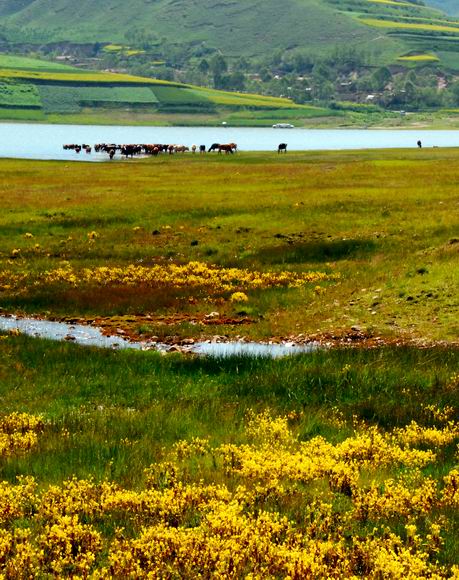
left=278, top=143, right=287, bottom=154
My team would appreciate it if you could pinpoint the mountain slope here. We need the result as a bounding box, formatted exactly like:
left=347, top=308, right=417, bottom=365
left=0, top=0, right=458, bottom=70
left=0, top=0, right=432, bottom=55
left=422, top=1, right=459, bottom=16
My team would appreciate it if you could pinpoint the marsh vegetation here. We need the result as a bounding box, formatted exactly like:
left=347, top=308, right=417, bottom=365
left=0, top=150, right=458, bottom=576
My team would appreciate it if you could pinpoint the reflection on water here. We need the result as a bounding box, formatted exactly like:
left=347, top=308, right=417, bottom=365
left=0, top=315, right=151, bottom=350
left=0, top=315, right=319, bottom=358
left=192, top=341, right=318, bottom=358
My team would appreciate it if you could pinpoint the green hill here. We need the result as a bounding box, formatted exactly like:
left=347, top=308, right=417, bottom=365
left=0, top=0, right=455, bottom=59
left=0, top=0, right=378, bottom=55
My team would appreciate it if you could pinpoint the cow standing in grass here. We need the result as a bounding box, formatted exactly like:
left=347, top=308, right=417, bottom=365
left=278, top=143, right=287, bottom=153
left=218, top=143, right=237, bottom=154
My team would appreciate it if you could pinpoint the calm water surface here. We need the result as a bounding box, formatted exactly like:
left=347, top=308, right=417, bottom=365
left=1, top=123, right=459, bottom=161
left=0, top=315, right=318, bottom=358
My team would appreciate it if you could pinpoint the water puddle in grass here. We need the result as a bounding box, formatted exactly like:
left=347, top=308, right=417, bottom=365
left=192, top=341, right=318, bottom=358
left=0, top=315, right=319, bottom=358
left=0, top=314, right=153, bottom=350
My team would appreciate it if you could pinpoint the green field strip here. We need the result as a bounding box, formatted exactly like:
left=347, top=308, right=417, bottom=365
left=367, top=0, right=421, bottom=7
left=193, top=87, right=308, bottom=109
left=0, top=68, right=181, bottom=86
left=397, top=53, right=439, bottom=61
left=0, top=82, right=42, bottom=108
left=360, top=17, right=459, bottom=33
left=152, top=86, right=211, bottom=105
left=37, top=85, right=159, bottom=113
left=0, top=54, right=81, bottom=73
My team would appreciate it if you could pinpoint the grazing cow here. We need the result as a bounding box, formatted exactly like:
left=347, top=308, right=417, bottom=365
left=218, top=144, right=234, bottom=154
left=278, top=143, right=287, bottom=154
left=417, top=140, right=422, bottom=149
left=108, top=148, right=116, bottom=160
left=199, top=145, right=206, bottom=154
left=191, top=144, right=197, bottom=154
left=121, top=145, right=141, bottom=158
left=208, top=143, right=220, bottom=152
left=174, top=145, right=189, bottom=153
left=229, top=142, right=237, bottom=152
left=168, top=145, right=175, bottom=155
left=75, top=146, right=81, bottom=154
left=85, top=146, right=92, bottom=154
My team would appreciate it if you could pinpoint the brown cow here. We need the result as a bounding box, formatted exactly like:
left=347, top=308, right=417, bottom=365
left=218, top=144, right=234, bottom=154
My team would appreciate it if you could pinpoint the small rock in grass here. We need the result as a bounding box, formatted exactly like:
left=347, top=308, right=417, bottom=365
left=205, top=312, right=220, bottom=319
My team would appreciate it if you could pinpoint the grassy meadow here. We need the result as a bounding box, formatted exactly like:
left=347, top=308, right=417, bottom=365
left=0, top=149, right=458, bottom=576
left=0, top=149, right=457, bottom=342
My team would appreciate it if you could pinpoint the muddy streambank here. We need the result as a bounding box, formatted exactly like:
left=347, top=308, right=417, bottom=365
left=1, top=313, right=454, bottom=356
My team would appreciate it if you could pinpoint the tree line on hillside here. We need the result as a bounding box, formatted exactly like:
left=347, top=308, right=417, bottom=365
left=6, top=37, right=459, bottom=112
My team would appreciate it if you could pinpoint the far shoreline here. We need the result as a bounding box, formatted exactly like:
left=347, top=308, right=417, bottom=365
left=2, top=109, right=459, bottom=130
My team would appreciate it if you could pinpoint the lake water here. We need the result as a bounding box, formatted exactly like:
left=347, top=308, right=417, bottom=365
left=1, top=122, right=459, bottom=161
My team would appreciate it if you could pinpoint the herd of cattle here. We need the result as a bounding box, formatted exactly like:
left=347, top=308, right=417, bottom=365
left=63, top=142, right=289, bottom=158
left=62, top=142, right=240, bottom=159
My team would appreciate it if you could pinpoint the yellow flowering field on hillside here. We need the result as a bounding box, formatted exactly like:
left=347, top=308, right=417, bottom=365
left=0, top=261, right=338, bottom=296
left=0, top=409, right=458, bottom=577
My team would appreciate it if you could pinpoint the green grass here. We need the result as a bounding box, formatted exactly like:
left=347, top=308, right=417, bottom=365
left=0, top=145, right=457, bottom=574
left=0, top=53, right=80, bottom=72
left=0, top=107, right=45, bottom=120
left=0, top=81, right=41, bottom=107
left=38, top=85, right=158, bottom=113
left=0, top=149, right=457, bottom=343
left=0, top=335, right=457, bottom=485
left=152, top=85, right=216, bottom=113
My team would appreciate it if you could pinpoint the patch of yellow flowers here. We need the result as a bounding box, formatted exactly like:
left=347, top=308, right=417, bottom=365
left=0, top=412, right=44, bottom=458
left=0, top=409, right=458, bottom=577
left=0, top=261, right=338, bottom=296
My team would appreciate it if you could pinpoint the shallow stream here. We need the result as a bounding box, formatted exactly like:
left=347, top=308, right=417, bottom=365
left=0, top=315, right=318, bottom=358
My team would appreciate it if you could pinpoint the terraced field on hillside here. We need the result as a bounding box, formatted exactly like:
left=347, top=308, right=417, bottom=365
left=329, top=0, right=459, bottom=67
left=0, top=54, right=331, bottom=124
